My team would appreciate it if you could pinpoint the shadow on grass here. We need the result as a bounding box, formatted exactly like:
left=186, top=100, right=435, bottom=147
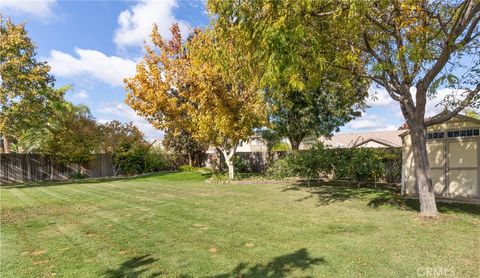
left=207, top=248, right=325, bottom=278
left=104, top=254, right=162, bottom=278
left=283, top=181, right=397, bottom=206
left=1, top=172, right=177, bottom=189
left=284, top=181, right=480, bottom=215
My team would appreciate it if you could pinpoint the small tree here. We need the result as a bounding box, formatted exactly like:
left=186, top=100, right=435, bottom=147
left=267, top=87, right=365, bottom=151
left=292, top=143, right=333, bottom=184
left=125, top=25, right=266, bottom=180
left=99, top=120, right=147, bottom=154
left=42, top=104, right=101, bottom=173
left=348, top=149, right=385, bottom=186
left=258, top=129, right=281, bottom=166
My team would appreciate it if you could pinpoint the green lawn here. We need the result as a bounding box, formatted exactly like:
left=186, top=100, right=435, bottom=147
left=1, top=172, right=479, bottom=277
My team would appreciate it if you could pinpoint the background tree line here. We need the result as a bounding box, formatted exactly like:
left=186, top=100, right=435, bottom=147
left=0, top=17, right=180, bottom=176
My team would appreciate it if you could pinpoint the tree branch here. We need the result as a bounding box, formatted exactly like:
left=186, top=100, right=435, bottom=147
left=425, top=85, right=480, bottom=126
left=417, top=1, right=479, bottom=92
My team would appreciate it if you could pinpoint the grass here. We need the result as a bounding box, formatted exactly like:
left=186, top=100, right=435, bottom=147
left=1, top=172, right=479, bottom=277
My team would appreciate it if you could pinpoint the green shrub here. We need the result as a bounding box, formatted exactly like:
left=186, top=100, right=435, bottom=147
left=330, top=149, right=353, bottom=180
left=232, top=155, right=250, bottom=173
left=144, top=152, right=173, bottom=172
left=265, top=143, right=396, bottom=183
left=266, top=155, right=297, bottom=179
left=293, top=144, right=333, bottom=181
left=113, top=142, right=150, bottom=175
left=348, top=148, right=385, bottom=182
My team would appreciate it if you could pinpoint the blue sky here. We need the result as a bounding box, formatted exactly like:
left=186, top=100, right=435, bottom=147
left=1, top=0, right=462, bottom=140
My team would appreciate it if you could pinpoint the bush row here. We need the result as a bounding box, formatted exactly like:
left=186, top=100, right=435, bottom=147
left=266, top=144, right=400, bottom=182
left=113, top=143, right=176, bottom=176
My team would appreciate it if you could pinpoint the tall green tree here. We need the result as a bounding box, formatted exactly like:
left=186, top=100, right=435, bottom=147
left=0, top=16, right=61, bottom=153
left=338, top=0, right=480, bottom=217
left=267, top=86, right=365, bottom=151
left=42, top=104, right=101, bottom=171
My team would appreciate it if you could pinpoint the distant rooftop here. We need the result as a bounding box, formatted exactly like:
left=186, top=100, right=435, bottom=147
left=319, top=130, right=404, bottom=148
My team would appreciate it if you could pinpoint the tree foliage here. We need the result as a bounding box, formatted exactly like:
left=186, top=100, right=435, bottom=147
left=208, top=0, right=480, bottom=216
left=208, top=0, right=369, bottom=151
left=0, top=16, right=62, bottom=152
left=162, top=129, right=207, bottom=167
left=338, top=0, right=480, bottom=217
left=124, top=24, right=267, bottom=179
left=99, top=120, right=147, bottom=154
left=41, top=104, right=101, bottom=165
left=267, top=87, right=365, bottom=151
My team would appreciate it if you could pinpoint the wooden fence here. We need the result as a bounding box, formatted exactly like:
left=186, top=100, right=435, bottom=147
left=0, top=154, right=114, bottom=184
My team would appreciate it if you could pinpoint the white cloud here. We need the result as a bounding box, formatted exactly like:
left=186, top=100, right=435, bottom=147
left=346, top=113, right=400, bottom=132
left=47, top=48, right=137, bottom=87
left=346, top=86, right=477, bottom=133
left=98, top=102, right=164, bottom=141
left=73, top=89, right=88, bottom=100
left=113, top=0, right=190, bottom=49
left=1, top=0, right=57, bottom=22
left=366, top=88, right=395, bottom=107
left=348, top=117, right=382, bottom=130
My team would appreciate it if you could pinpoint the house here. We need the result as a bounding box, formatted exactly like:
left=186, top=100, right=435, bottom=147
left=206, top=130, right=404, bottom=154
left=206, top=135, right=290, bottom=154
left=316, top=130, right=404, bottom=149
left=401, top=112, right=480, bottom=199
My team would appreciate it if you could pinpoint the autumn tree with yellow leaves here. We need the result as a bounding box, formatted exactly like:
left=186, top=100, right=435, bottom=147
left=124, top=24, right=266, bottom=179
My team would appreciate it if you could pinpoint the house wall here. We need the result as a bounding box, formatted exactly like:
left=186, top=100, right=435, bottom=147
left=402, top=120, right=480, bottom=198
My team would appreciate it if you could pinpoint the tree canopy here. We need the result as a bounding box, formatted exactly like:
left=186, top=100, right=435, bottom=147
left=207, top=0, right=479, bottom=215
left=125, top=24, right=267, bottom=179
left=0, top=16, right=62, bottom=152
left=208, top=0, right=369, bottom=151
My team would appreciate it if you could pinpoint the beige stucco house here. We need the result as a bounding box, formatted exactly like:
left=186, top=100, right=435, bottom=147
left=401, top=113, right=480, bottom=199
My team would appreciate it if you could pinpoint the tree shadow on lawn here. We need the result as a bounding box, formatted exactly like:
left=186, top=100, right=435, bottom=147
left=104, top=254, right=163, bottom=278
left=283, top=181, right=480, bottom=216
left=1, top=172, right=175, bottom=189
left=206, top=248, right=325, bottom=278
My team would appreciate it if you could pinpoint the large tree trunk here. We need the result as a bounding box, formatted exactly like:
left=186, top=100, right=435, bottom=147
left=289, top=137, right=303, bottom=152
left=226, top=159, right=234, bottom=180
left=410, top=123, right=438, bottom=217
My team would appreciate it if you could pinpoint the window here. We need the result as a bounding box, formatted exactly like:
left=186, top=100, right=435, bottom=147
left=447, top=129, right=480, bottom=138
left=239, top=140, right=243, bottom=147
left=427, top=132, right=444, bottom=140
